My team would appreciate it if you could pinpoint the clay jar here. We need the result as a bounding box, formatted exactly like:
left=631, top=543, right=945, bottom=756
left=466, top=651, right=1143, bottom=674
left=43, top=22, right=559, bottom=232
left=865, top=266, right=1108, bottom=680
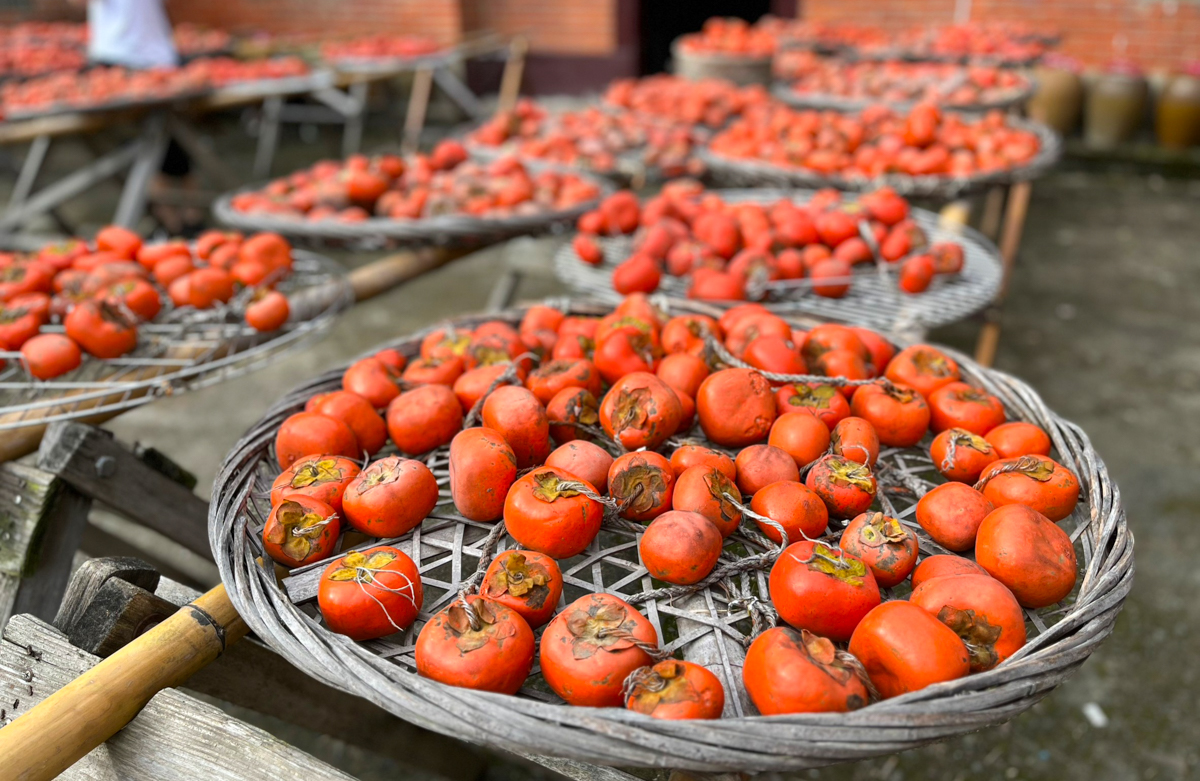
left=1156, top=64, right=1200, bottom=149
left=1085, top=62, right=1148, bottom=149
left=1027, top=55, right=1084, bottom=136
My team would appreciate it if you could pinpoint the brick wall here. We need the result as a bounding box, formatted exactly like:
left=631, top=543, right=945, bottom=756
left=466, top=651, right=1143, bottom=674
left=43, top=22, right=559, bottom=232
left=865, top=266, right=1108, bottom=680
left=801, top=0, right=1200, bottom=72
left=462, top=0, right=617, bottom=56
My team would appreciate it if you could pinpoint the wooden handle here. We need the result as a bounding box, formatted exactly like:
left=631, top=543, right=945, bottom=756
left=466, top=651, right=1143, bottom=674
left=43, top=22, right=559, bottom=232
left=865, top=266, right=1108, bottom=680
left=0, top=585, right=248, bottom=781
left=348, top=246, right=469, bottom=302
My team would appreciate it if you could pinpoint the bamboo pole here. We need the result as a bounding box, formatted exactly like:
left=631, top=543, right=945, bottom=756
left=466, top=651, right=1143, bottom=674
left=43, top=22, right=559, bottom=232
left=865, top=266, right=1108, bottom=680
left=975, top=181, right=1033, bottom=367
left=0, top=585, right=248, bottom=781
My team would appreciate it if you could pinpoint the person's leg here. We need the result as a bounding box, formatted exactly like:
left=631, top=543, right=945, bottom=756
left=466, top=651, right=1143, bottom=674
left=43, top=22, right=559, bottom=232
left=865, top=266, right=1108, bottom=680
left=152, top=138, right=202, bottom=236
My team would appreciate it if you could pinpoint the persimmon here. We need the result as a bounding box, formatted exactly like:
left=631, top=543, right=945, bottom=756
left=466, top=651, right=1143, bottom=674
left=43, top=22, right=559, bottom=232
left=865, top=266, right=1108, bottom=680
left=342, top=456, right=438, bottom=537
left=342, top=357, right=402, bottom=409
left=724, top=311, right=792, bottom=358
left=387, top=384, right=463, bottom=455
left=661, top=314, right=721, bottom=355
left=915, top=482, right=993, bottom=552
left=308, top=391, right=388, bottom=456
left=504, top=467, right=603, bottom=558
left=245, top=290, right=290, bottom=332
left=420, top=327, right=472, bottom=362
left=525, top=359, right=602, bottom=405
left=839, top=512, right=919, bottom=589
left=539, top=593, right=658, bottom=707
left=734, top=444, right=800, bottom=495
left=928, top=381, right=1006, bottom=435
left=830, top=416, right=880, bottom=467
left=671, top=465, right=742, bottom=538
left=750, top=480, right=828, bottom=545
left=768, top=412, right=832, bottom=470
left=187, top=267, right=235, bottom=309
left=743, top=627, right=868, bottom=715
left=263, top=496, right=341, bottom=568
left=985, top=421, right=1052, bottom=459
left=976, top=454, right=1080, bottom=521
left=318, top=546, right=423, bottom=640
left=801, top=324, right=869, bottom=365
left=275, top=412, right=360, bottom=469
left=96, top=225, right=142, bottom=260
left=152, top=255, right=194, bottom=287
left=598, top=372, right=683, bottom=452
left=625, top=659, right=724, bottom=720
left=930, top=427, right=998, bottom=483
left=545, top=441, right=614, bottom=494
left=609, top=451, right=675, bottom=522
left=885, top=344, right=960, bottom=398
left=848, top=601, right=970, bottom=699
left=481, top=550, right=564, bottom=628
left=402, top=355, right=465, bottom=386
left=655, top=352, right=710, bottom=400
left=850, top=382, right=930, bottom=447
left=546, top=387, right=600, bottom=445
left=911, top=554, right=988, bottom=589
left=270, top=454, right=361, bottom=514
left=480, top=385, right=551, bottom=468
left=639, top=510, right=723, bottom=585
left=805, top=454, right=876, bottom=519
left=668, top=444, right=736, bottom=482
left=448, top=428, right=518, bottom=522
left=975, top=504, right=1077, bottom=608
left=415, top=596, right=535, bottom=694
left=104, top=278, right=160, bottom=321
left=770, top=541, right=881, bottom=642
left=451, top=364, right=517, bottom=413
left=593, top=325, right=661, bottom=384
left=239, top=232, right=292, bottom=272
left=910, top=574, right=1027, bottom=672
left=19, top=333, right=81, bottom=380
left=675, top=390, right=696, bottom=432
left=774, top=383, right=850, bottom=430
left=851, top=327, right=896, bottom=375
left=696, top=368, right=776, bottom=447
left=63, top=299, right=137, bottom=359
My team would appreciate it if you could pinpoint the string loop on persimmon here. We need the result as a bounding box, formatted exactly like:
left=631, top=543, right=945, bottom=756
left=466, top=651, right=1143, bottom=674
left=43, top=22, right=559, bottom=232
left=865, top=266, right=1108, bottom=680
left=462, top=353, right=540, bottom=427
left=457, top=520, right=511, bottom=600
left=972, top=453, right=1042, bottom=493
left=705, top=333, right=892, bottom=390
left=346, top=564, right=421, bottom=635
left=293, top=513, right=338, bottom=536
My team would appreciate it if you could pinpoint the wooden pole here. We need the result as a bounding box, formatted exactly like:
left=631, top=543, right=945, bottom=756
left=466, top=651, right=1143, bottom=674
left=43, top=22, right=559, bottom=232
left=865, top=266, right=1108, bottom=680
left=0, top=585, right=248, bottom=781
left=496, top=37, right=528, bottom=115
left=402, top=67, right=435, bottom=156
left=974, top=181, right=1033, bottom=367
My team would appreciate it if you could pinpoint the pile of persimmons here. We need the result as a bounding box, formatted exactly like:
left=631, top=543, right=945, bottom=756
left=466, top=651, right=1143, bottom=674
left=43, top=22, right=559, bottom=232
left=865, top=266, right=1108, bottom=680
left=266, top=293, right=1081, bottom=720
left=603, top=75, right=770, bottom=129
left=0, top=227, right=295, bottom=379
left=572, top=182, right=963, bottom=300
left=708, top=103, right=1042, bottom=179
left=469, top=98, right=706, bottom=179
left=230, top=139, right=603, bottom=223
left=676, top=17, right=777, bottom=58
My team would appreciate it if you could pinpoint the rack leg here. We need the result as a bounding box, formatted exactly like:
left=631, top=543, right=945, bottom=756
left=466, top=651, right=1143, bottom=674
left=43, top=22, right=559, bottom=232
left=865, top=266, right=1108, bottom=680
left=8, top=134, right=51, bottom=209
left=402, top=67, right=434, bottom=155
left=254, top=95, right=284, bottom=180
left=113, top=114, right=170, bottom=229
left=974, top=181, right=1033, bottom=367
left=497, top=36, right=528, bottom=114
left=342, top=81, right=368, bottom=158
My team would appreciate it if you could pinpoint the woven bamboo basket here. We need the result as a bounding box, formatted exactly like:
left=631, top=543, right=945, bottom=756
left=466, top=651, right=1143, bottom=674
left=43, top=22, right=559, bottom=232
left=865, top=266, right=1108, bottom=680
left=209, top=299, right=1132, bottom=773
left=701, top=118, right=1061, bottom=198
left=771, top=78, right=1036, bottom=114
left=212, top=177, right=611, bottom=251
left=552, top=188, right=1004, bottom=333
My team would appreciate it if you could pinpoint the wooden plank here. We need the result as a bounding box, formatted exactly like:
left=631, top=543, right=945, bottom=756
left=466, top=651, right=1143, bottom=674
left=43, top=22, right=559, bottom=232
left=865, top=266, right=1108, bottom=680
left=0, top=615, right=356, bottom=781
left=0, top=463, right=92, bottom=630
left=36, top=422, right=210, bottom=560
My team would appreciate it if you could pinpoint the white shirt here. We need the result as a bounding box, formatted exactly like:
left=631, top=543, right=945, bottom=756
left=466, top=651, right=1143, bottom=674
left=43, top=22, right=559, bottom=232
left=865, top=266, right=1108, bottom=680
left=88, top=0, right=178, bottom=69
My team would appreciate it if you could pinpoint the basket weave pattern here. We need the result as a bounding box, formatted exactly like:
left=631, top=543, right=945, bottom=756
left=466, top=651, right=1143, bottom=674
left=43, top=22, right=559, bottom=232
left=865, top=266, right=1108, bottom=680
left=210, top=300, right=1132, bottom=772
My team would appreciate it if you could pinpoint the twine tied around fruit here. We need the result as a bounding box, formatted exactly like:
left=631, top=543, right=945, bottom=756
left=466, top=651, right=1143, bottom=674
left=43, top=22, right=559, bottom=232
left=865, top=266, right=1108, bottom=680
left=704, top=333, right=890, bottom=390
left=972, top=454, right=1047, bottom=492
left=835, top=647, right=881, bottom=704
left=458, top=520, right=511, bottom=598
left=463, top=354, right=539, bottom=427
left=725, top=593, right=779, bottom=644
left=343, top=561, right=420, bottom=636
left=593, top=625, right=672, bottom=662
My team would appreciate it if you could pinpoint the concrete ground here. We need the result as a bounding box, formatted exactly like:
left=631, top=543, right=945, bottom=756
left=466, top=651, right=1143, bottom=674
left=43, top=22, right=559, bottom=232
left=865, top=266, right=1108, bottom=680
left=4, top=114, right=1196, bottom=779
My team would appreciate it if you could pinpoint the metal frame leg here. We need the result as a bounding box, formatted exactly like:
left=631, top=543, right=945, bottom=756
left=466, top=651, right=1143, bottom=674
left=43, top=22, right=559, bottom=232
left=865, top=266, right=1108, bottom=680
left=402, top=67, right=434, bottom=155
left=8, top=134, right=52, bottom=209
left=113, top=113, right=170, bottom=229
left=254, top=95, right=284, bottom=180
left=342, top=82, right=368, bottom=158
left=432, top=66, right=484, bottom=118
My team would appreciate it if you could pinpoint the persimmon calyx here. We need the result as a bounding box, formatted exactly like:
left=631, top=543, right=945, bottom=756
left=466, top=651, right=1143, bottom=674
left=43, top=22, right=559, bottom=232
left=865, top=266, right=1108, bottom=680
left=624, top=660, right=694, bottom=711
left=611, top=387, right=653, bottom=434
left=610, top=465, right=667, bottom=514
left=911, top=349, right=954, bottom=377
left=938, top=605, right=1002, bottom=671
left=704, top=472, right=740, bottom=525
left=327, top=550, right=398, bottom=583
left=825, top=456, right=875, bottom=491
left=486, top=553, right=549, bottom=598
left=797, top=543, right=867, bottom=585
left=566, top=392, right=600, bottom=426
left=531, top=472, right=583, bottom=502
left=974, top=454, right=1054, bottom=490
left=356, top=463, right=401, bottom=493
left=787, top=383, right=838, bottom=409
left=565, top=602, right=644, bottom=659
left=445, top=598, right=515, bottom=652
left=857, top=513, right=909, bottom=547
left=289, top=458, right=346, bottom=488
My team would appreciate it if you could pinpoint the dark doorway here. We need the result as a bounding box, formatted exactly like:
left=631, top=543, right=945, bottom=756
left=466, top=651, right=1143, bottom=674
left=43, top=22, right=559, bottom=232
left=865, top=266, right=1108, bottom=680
left=639, top=0, right=773, bottom=76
